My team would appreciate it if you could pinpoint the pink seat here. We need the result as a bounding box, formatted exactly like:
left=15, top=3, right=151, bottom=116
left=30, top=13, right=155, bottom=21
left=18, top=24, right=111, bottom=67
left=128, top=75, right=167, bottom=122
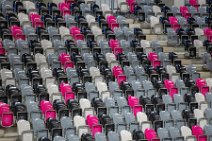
left=106, top=15, right=117, bottom=25
left=0, top=102, right=14, bottom=127
left=59, top=53, right=71, bottom=65
left=128, top=96, right=139, bottom=108
left=200, top=86, right=209, bottom=96
left=152, top=60, right=161, bottom=68
left=117, top=75, right=126, bottom=86
left=109, top=39, right=121, bottom=51
left=127, top=0, right=135, bottom=13
left=148, top=52, right=158, bottom=62
left=29, top=13, right=42, bottom=27
left=112, top=66, right=124, bottom=78
left=133, top=105, right=143, bottom=116
left=180, top=6, right=191, bottom=19
left=40, top=100, right=53, bottom=113
left=70, top=26, right=81, bottom=35
left=64, top=61, right=74, bottom=70
left=203, top=28, right=212, bottom=41
left=64, top=92, right=75, bottom=103
left=192, top=125, right=207, bottom=141
left=145, top=128, right=158, bottom=141
left=45, top=110, right=56, bottom=121
left=86, top=114, right=99, bottom=128
left=0, top=42, right=5, bottom=55
left=169, top=16, right=180, bottom=31
left=91, top=124, right=103, bottom=137
left=196, top=78, right=207, bottom=89
left=59, top=2, right=71, bottom=16
left=189, top=0, right=199, bottom=9
left=59, top=82, right=72, bottom=97
left=40, top=100, right=56, bottom=121
left=164, top=80, right=175, bottom=89
left=169, top=87, right=178, bottom=99
left=113, top=47, right=123, bottom=55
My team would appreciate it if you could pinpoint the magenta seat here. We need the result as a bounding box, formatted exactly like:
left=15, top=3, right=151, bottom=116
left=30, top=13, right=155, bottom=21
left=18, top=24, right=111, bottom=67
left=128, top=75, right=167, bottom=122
left=86, top=115, right=102, bottom=137
left=133, top=105, right=143, bottom=116
left=117, top=75, right=126, bottom=85
left=0, top=102, right=13, bottom=127
left=112, top=66, right=124, bottom=78
left=59, top=2, right=71, bottom=16
left=196, top=78, right=207, bottom=89
left=59, top=53, right=71, bottom=65
left=180, top=6, right=191, bottom=19
left=145, top=128, right=158, bottom=141
left=128, top=96, right=139, bottom=108
left=109, top=39, right=121, bottom=51
left=59, top=82, right=72, bottom=97
left=168, top=16, right=180, bottom=31
left=189, top=0, right=199, bottom=9
left=164, top=80, right=175, bottom=89
left=169, top=87, right=178, bottom=99
left=127, top=0, right=135, bottom=13
left=40, top=100, right=56, bottom=121
left=192, top=125, right=206, bottom=141
left=64, top=92, right=75, bottom=103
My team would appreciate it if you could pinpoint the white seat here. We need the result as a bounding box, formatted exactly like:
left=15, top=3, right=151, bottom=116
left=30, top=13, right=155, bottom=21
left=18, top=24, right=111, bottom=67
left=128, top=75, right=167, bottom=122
left=206, top=78, right=212, bottom=91
left=195, top=93, right=205, bottom=104
left=35, top=53, right=48, bottom=68
left=101, top=4, right=111, bottom=14
left=0, top=69, right=13, bottom=82
left=198, top=0, right=206, bottom=5
left=73, top=115, right=89, bottom=137
left=106, top=53, right=116, bottom=64
left=46, top=83, right=59, bottom=97
left=194, top=40, right=203, bottom=48
left=73, top=115, right=86, bottom=130
left=89, top=67, right=100, bottom=79
left=79, top=98, right=91, bottom=110
left=59, top=26, right=70, bottom=38
left=86, top=14, right=96, bottom=24
left=152, top=5, right=161, bottom=16
left=23, top=1, right=36, bottom=13
left=91, top=26, right=102, bottom=37
left=18, top=13, right=30, bottom=25
left=181, top=126, right=192, bottom=139
left=17, top=120, right=33, bottom=141
left=41, top=40, right=53, bottom=50
left=40, top=68, right=54, bottom=83
left=79, top=98, right=93, bottom=117
left=140, top=40, right=150, bottom=48
left=195, top=28, right=204, bottom=37
left=120, top=130, right=132, bottom=141
left=136, top=112, right=148, bottom=125
left=166, top=65, right=177, bottom=76
left=96, top=82, right=110, bottom=101
left=194, top=109, right=204, bottom=120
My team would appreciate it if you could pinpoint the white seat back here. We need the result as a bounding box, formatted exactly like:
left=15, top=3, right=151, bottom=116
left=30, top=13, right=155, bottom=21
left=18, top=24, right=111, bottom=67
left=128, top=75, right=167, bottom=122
left=120, top=130, right=132, bottom=141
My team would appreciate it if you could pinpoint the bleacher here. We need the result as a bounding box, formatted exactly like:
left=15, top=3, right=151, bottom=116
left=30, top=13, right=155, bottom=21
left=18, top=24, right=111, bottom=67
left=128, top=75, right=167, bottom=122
left=0, top=0, right=211, bottom=141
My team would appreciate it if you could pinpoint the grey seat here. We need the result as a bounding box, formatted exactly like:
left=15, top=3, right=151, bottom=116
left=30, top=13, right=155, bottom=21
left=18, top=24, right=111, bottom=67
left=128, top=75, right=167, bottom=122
left=127, top=52, right=139, bottom=67
left=47, top=54, right=60, bottom=69
left=150, top=41, right=163, bottom=53
left=95, top=133, right=107, bottom=141
left=204, top=125, right=212, bottom=136
left=53, top=136, right=66, bottom=141
left=67, top=134, right=79, bottom=141
left=134, top=65, right=148, bottom=83
left=204, top=108, right=212, bottom=119
left=157, top=128, right=170, bottom=139
left=83, top=53, right=96, bottom=68
left=120, top=40, right=133, bottom=54
left=61, top=116, right=73, bottom=129
left=114, top=28, right=125, bottom=40
left=108, top=131, right=119, bottom=141
left=169, top=127, right=181, bottom=138
left=66, top=68, right=79, bottom=85
left=167, top=28, right=179, bottom=45
left=16, top=39, right=30, bottom=55
left=32, top=118, right=48, bottom=139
